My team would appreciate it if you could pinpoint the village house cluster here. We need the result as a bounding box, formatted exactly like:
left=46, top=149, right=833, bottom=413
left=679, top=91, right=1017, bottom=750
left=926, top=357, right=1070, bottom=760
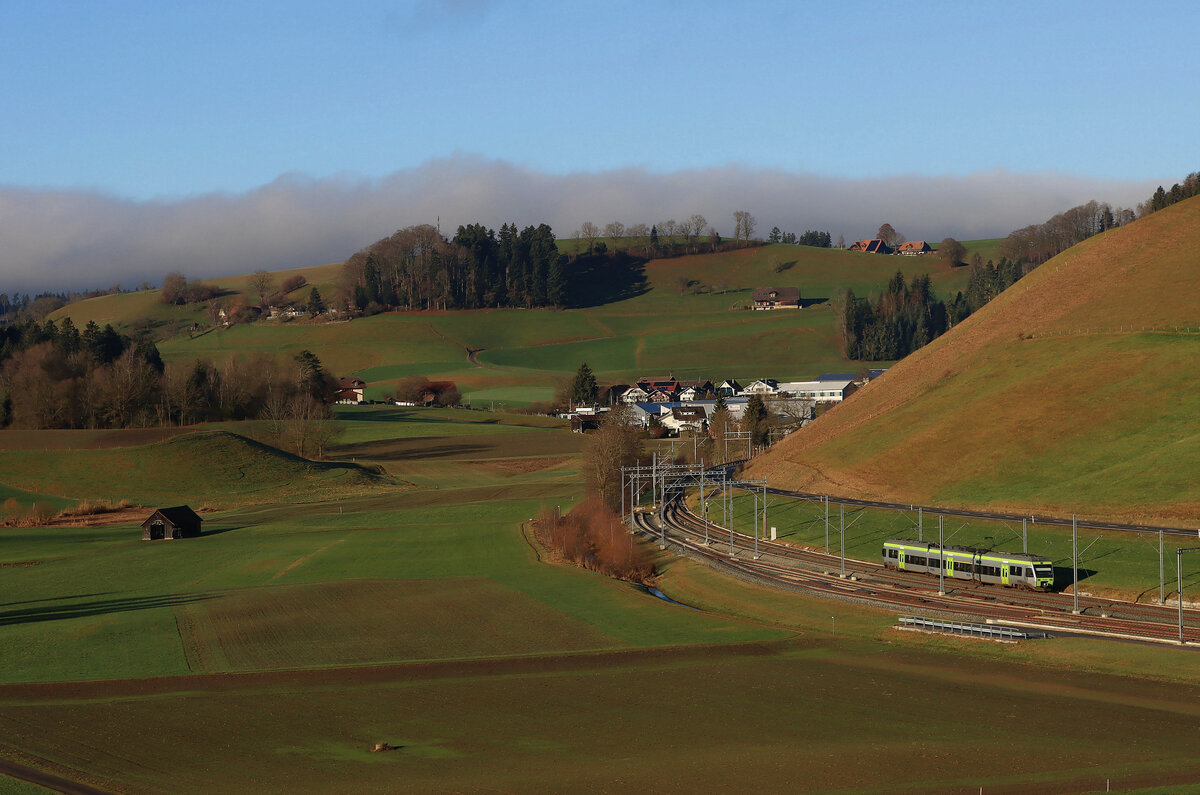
left=568, top=370, right=886, bottom=435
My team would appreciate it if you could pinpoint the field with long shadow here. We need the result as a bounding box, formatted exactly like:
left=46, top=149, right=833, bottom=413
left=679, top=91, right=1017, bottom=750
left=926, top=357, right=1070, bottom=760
left=5, top=406, right=1200, bottom=792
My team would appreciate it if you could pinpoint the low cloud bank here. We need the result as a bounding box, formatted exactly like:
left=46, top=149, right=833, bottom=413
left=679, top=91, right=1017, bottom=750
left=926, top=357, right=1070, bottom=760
left=0, top=155, right=1159, bottom=294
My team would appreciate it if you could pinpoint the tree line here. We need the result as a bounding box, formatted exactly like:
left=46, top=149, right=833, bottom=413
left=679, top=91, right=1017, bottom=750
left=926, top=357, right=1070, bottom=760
left=0, top=316, right=341, bottom=456
left=998, top=200, right=1134, bottom=265
left=838, top=272, right=949, bottom=361
left=768, top=227, right=832, bottom=247
left=1137, top=170, right=1200, bottom=217
left=338, top=222, right=566, bottom=312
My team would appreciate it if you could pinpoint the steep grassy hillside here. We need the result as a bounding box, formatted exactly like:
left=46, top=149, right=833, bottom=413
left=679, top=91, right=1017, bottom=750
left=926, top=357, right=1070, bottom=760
left=752, top=197, right=1200, bottom=525
left=54, top=244, right=968, bottom=405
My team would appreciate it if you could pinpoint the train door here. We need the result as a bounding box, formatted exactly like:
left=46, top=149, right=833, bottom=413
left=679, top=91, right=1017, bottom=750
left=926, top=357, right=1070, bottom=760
left=898, top=550, right=906, bottom=570
left=1001, top=564, right=1010, bottom=585
left=946, top=556, right=954, bottom=577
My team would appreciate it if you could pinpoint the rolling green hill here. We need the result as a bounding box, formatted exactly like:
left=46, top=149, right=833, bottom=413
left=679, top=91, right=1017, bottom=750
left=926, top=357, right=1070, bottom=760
left=54, top=244, right=971, bottom=405
left=0, top=429, right=390, bottom=509
left=752, top=197, right=1200, bottom=525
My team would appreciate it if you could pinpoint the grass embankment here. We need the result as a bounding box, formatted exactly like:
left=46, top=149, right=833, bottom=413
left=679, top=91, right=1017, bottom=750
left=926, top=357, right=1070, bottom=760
left=754, top=196, right=1200, bottom=526
left=0, top=430, right=388, bottom=510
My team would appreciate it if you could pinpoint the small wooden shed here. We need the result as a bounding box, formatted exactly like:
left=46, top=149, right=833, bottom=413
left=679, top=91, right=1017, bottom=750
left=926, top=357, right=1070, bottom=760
left=142, top=506, right=203, bottom=540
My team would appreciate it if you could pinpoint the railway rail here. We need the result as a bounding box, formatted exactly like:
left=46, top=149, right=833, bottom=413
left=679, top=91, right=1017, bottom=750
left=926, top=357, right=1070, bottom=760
left=632, top=496, right=1200, bottom=646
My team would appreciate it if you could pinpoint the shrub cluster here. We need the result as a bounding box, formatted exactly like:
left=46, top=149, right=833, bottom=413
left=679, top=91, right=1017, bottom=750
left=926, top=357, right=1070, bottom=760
left=535, top=497, right=655, bottom=584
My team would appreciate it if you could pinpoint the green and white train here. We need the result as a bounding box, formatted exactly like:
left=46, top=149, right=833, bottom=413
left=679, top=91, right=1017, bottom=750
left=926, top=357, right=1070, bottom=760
left=882, top=539, right=1055, bottom=590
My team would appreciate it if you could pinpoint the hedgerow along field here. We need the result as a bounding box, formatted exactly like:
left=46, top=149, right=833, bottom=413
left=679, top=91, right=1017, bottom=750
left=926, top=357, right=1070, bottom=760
left=55, top=242, right=977, bottom=406
left=754, top=196, right=1200, bottom=527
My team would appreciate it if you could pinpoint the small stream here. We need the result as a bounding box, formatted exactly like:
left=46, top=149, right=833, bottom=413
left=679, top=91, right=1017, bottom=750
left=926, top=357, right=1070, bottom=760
left=642, top=586, right=700, bottom=610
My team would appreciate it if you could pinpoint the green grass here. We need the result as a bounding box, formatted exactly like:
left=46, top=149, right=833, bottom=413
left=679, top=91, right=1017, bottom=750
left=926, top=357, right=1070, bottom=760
left=702, top=490, right=1199, bottom=601
left=6, top=404, right=1200, bottom=791
left=757, top=197, right=1200, bottom=527
left=52, top=243, right=969, bottom=407
left=0, top=430, right=388, bottom=509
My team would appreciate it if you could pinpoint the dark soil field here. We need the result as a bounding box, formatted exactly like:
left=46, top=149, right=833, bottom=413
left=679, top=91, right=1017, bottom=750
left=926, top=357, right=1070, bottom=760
left=3, top=639, right=1200, bottom=793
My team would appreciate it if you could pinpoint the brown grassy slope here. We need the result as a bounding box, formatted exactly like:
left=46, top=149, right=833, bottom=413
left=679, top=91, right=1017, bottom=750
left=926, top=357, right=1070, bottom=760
left=751, top=196, right=1200, bottom=525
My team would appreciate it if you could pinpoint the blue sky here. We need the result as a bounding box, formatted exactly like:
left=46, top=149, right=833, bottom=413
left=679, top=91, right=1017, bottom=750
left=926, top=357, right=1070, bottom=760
left=1, top=1, right=1196, bottom=291
left=3, top=0, right=1195, bottom=198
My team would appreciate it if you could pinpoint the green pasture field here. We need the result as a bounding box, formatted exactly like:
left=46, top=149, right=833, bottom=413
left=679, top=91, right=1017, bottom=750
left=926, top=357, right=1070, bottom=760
left=55, top=262, right=343, bottom=330
left=961, top=236, right=1004, bottom=263
left=55, top=243, right=967, bottom=406
left=0, top=430, right=387, bottom=510
left=6, top=405, right=1200, bottom=791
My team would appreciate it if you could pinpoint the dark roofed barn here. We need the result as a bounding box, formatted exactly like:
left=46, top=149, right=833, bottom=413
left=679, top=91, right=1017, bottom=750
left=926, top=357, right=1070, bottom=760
left=752, top=286, right=801, bottom=310
left=142, top=506, right=203, bottom=541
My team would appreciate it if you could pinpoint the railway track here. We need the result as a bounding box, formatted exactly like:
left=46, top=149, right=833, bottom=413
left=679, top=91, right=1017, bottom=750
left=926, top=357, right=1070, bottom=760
left=709, top=461, right=1200, bottom=538
left=633, top=498, right=1200, bottom=646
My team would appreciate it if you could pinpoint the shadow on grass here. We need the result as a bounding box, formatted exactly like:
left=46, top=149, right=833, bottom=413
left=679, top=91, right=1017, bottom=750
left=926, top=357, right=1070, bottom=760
left=333, top=407, right=490, bottom=425
left=0, top=591, right=119, bottom=610
left=0, top=592, right=219, bottom=627
left=328, top=439, right=492, bottom=461
left=1052, top=565, right=1097, bottom=592
left=201, top=525, right=242, bottom=537
left=565, top=251, right=649, bottom=308
left=799, top=297, right=828, bottom=308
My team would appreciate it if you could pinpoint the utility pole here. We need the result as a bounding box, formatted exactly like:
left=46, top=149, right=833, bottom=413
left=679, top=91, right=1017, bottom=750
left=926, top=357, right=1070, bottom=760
left=753, top=491, right=759, bottom=559
left=938, top=514, right=945, bottom=596
left=762, top=482, right=767, bottom=543
left=1022, top=517, right=1027, bottom=554
left=839, top=503, right=845, bottom=577
left=824, top=496, right=830, bottom=555
left=1176, top=548, right=1200, bottom=644
left=918, top=506, right=922, bottom=542
left=699, top=462, right=707, bottom=545
left=729, top=483, right=736, bottom=558
left=1160, top=527, right=1165, bottom=605
left=1072, top=514, right=1080, bottom=615
left=620, top=468, right=626, bottom=527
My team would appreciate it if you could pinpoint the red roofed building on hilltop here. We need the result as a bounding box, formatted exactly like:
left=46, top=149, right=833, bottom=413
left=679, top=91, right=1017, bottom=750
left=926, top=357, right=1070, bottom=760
left=849, top=239, right=892, bottom=254
left=897, top=240, right=930, bottom=255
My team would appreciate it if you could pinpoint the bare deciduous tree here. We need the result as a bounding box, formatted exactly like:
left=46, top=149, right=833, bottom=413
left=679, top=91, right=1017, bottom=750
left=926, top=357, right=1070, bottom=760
left=660, top=219, right=677, bottom=243
left=250, top=270, right=275, bottom=307
left=733, top=211, right=757, bottom=244
left=603, top=221, right=625, bottom=242
left=582, top=405, right=644, bottom=511
left=876, top=224, right=904, bottom=247
left=577, top=221, right=601, bottom=253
